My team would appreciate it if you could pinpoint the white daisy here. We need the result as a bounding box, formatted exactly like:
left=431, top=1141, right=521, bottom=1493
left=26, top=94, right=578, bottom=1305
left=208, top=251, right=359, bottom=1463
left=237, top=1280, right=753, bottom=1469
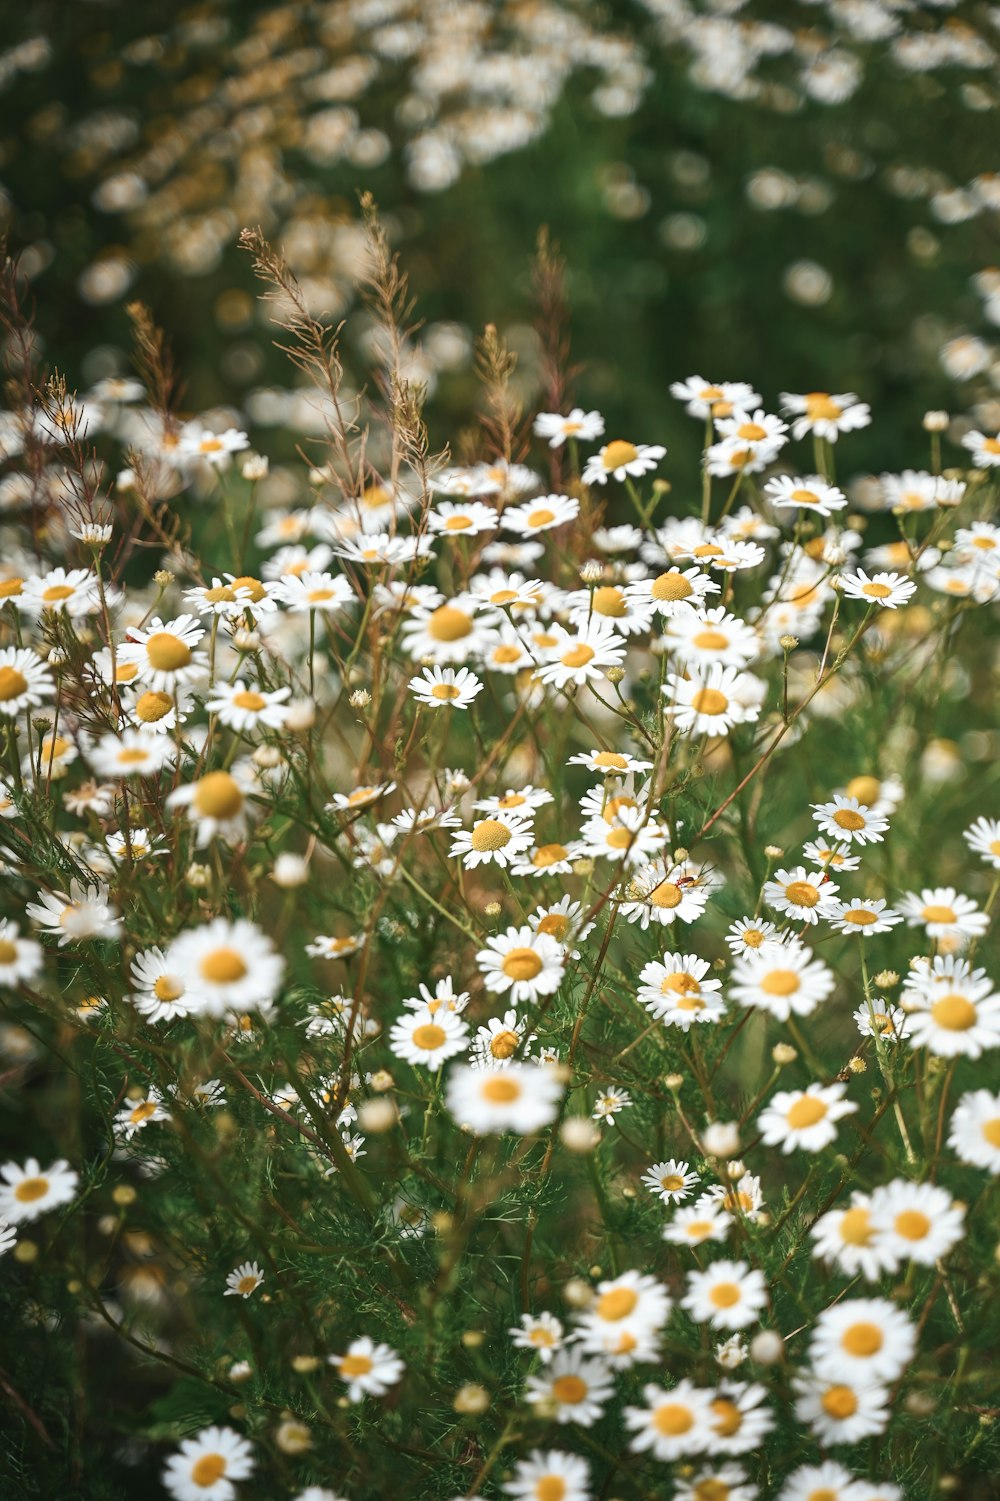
left=503, top=1449, right=590, bottom=1501
left=0, top=1157, right=79, bottom=1223
left=427, top=500, right=498, bottom=537
left=128, top=946, right=194, bottom=1023
left=502, top=493, right=580, bottom=536
left=87, top=729, right=175, bottom=779
left=662, top=1206, right=732, bottom=1246
left=809, top=1297, right=916, bottom=1383
left=450, top=813, right=535, bottom=869
left=827, top=899, right=903, bottom=937
left=166, top=918, right=284, bottom=1019
left=524, top=1348, right=614, bottom=1424
left=623, top=1379, right=715, bottom=1461
left=811, top=794, right=889, bottom=846
left=757, top=1082, right=858, bottom=1154
left=627, top=566, right=720, bottom=617
left=167, top=769, right=254, bottom=847
left=224, top=1261, right=265, bottom=1298
left=328, top=1336, right=404, bottom=1402
left=681, top=1260, right=768, bottom=1330
left=964, top=815, right=1000, bottom=870
left=949, top=1089, right=1000, bottom=1173
left=868, top=1178, right=965, bottom=1267
left=583, top=439, right=666, bottom=485
left=388, top=1006, right=470, bottom=1070
left=637, top=952, right=725, bottom=1029
left=780, top=390, right=871, bottom=442
left=534, top=619, right=626, bottom=689
left=117, top=614, right=208, bottom=691
left=729, top=942, right=835, bottom=1021
left=0, top=647, right=55, bottom=718
left=641, top=1159, right=700, bottom=1204
left=205, top=681, right=292, bottom=732
left=0, top=921, right=43, bottom=988
left=533, top=408, right=605, bottom=447
left=898, top=886, right=989, bottom=943
left=445, top=1062, right=564, bottom=1136
left=664, top=664, right=763, bottom=736
left=838, top=569, right=916, bottom=609
left=764, top=474, right=847, bottom=516
left=26, top=882, right=122, bottom=945
left=476, top=926, right=565, bottom=1002
left=408, top=665, right=484, bottom=709
left=763, top=868, right=840, bottom=925
left=793, top=1370, right=889, bottom=1445
left=509, top=1311, right=565, bottom=1362
left=162, top=1425, right=255, bottom=1501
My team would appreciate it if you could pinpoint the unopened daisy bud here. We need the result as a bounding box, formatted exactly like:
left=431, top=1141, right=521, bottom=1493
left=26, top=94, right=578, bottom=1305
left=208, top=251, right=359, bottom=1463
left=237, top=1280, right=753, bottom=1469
left=112, top=1184, right=137, bottom=1206
left=905, top=1390, right=936, bottom=1417
left=580, top=560, right=603, bottom=584
left=253, top=744, right=282, bottom=768
left=97, top=1214, right=117, bottom=1235
left=715, top=1335, right=746, bottom=1369
left=923, top=409, right=949, bottom=432
left=229, top=1360, right=253, bottom=1382
left=454, top=1383, right=490, bottom=1415
left=772, top=1043, right=797, bottom=1066
left=560, top=1117, right=601, bottom=1153
left=292, top=1354, right=321, bottom=1373
left=665, top=1073, right=684, bottom=1091
left=275, top=1419, right=312, bottom=1454
left=764, top=845, right=783, bottom=860
left=349, top=688, right=371, bottom=708
left=605, top=666, right=626, bottom=684
left=241, top=453, right=269, bottom=481
left=72, top=521, right=113, bottom=546
left=778, top=634, right=798, bottom=651
left=672, top=847, right=689, bottom=864
left=484, top=901, right=503, bottom=918
left=652, top=478, right=671, bottom=494
left=186, top=862, right=211, bottom=889
left=461, top=1330, right=485, bottom=1349
left=357, top=1097, right=398, bottom=1133
left=562, top=1277, right=594, bottom=1309
left=117, top=467, right=135, bottom=491
left=153, top=569, right=174, bottom=587
left=285, top=697, right=316, bottom=731
left=701, top=1121, right=740, bottom=1159
left=750, top=1330, right=784, bottom=1365
left=271, top=852, right=309, bottom=888
left=369, top=1069, right=395, bottom=1092
left=848, top=1056, right=867, bottom=1073
left=232, top=628, right=260, bottom=652
left=873, top=970, right=899, bottom=988
left=726, top=1159, right=746, bottom=1180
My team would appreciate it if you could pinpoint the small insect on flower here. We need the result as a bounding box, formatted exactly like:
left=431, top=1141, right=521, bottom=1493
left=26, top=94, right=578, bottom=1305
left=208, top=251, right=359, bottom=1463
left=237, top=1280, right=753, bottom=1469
left=224, top=1261, right=265, bottom=1299
left=162, top=1424, right=255, bottom=1501
left=328, top=1336, right=404, bottom=1402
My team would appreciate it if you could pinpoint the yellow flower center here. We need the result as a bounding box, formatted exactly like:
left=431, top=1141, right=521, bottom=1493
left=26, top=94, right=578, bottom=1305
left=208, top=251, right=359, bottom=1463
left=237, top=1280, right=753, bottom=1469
left=0, top=940, right=17, bottom=965
left=193, top=772, right=244, bottom=820
left=14, top=1176, right=49, bottom=1203
left=606, top=826, right=634, bottom=850
left=931, top=994, right=977, bottom=1030
left=492, top=645, right=523, bottom=664
left=130, top=1101, right=159, bottom=1125
left=431, top=683, right=462, bottom=700
left=804, top=393, right=842, bottom=422
left=561, top=644, right=595, bottom=669
left=709, top=1282, right=741, bottom=1308
left=153, top=975, right=184, bottom=1002
left=236, top=1274, right=258, bottom=1293
left=785, top=880, right=820, bottom=907
left=229, top=575, right=266, bottom=602
left=533, top=844, right=568, bottom=867
left=501, top=948, right=543, bottom=982
left=691, top=687, right=728, bottom=716
left=894, top=1209, right=930, bottom=1241
left=489, top=1029, right=520, bottom=1059
left=593, top=751, right=628, bottom=770
left=921, top=904, right=957, bottom=925
left=711, top=1398, right=742, bottom=1436
left=833, top=809, right=866, bottom=831
left=42, top=584, right=75, bottom=602
left=602, top=440, right=639, bottom=469
left=537, top=913, right=569, bottom=939
left=528, top=508, right=556, bottom=527
left=760, top=969, right=800, bottom=996
left=692, top=630, right=729, bottom=650
left=0, top=667, right=28, bottom=701
left=135, top=690, right=173, bottom=722
left=862, top=582, right=893, bottom=600
left=232, top=691, right=266, bottom=711
left=412, top=1023, right=447, bottom=1050
left=648, top=880, right=682, bottom=909
left=203, top=585, right=236, bottom=603
left=653, top=1402, right=693, bottom=1436
left=839, top=1207, right=873, bottom=1246
left=471, top=819, right=512, bottom=852
left=821, top=1385, right=858, bottom=1420
left=737, top=421, right=767, bottom=441
left=842, top=1321, right=883, bottom=1356
left=480, top=1076, right=521, bottom=1104
left=145, top=632, right=192, bottom=672
left=444, top=514, right=473, bottom=530
left=660, top=1173, right=685, bottom=1191
left=0, top=577, right=23, bottom=598
left=536, top=1479, right=566, bottom=1501
left=191, top=1454, right=227, bottom=1488
left=593, top=586, right=626, bottom=616
left=651, top=572, right=693, bottom=602
left=982, top=1118, right=1000, bottom=1147
left=550, top=1375, right=588, bottom=1404
left=786, top=1096, right=828, bottom=1129
left=845, top=775, right=880, bottom=806
left=791, top=488, right=821, bottom=506
left=427, top=605, right=473, bottom=642
left=596, top=1286, right=638, bottom=1321
left=339, top=1353, right=374, bottom=1377
left=200, top=948, right=248, bottom=984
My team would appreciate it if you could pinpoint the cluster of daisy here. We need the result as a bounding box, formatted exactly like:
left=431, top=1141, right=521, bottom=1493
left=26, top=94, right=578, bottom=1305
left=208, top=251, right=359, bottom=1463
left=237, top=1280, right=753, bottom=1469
left=2, top=216, right=999, bottom=1501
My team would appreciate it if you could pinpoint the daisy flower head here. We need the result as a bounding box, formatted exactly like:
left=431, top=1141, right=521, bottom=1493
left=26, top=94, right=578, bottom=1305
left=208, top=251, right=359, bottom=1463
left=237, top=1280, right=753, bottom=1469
left=811, top=794, right=889, bottom=846
left=763, top=867, right=840, bottom=925
left=662, top=1205, right=733, bottom=1247
left=708, top=1379, right=774, bottom=1454
left=88, top=728, right=175, bottom=779
left=777, top=1462, right=868, bottom=1501
left=329, top=1336, right=404, bottom=1402
left=503, top=1449, right=590, bottom=1501
left=27, top=881, right=122, bottom=946
left=962, top=428, right=1000, bottom=467
left=534, top=619, right=626, bottom=689
left=178, top=423, right=250, bottom=465
left=810, top=1192, right=897, bottom=1282
left=637, top=951, right=725, bottom=1029
left=828, top=898, right=903, bottom=937
left=389, top=1006, right=470, bottom=1070
left=477, top=925, right=565, bottom=1002
left=0, top=647, right=55, bottom=718
left=409, top=664, right=484, bottom=709
left=205, top=681, right=291, bottom=733
left=576, top=1269, right=672, bottom=1363
left=903, top=957, right=1000, bottom=1058
left=427, top=499, right=498, bottom=537
left=224, top=1261, right=265, bottom=1299
left=583, top=439, right=665, bottom=485
left=620, top=860, right=712, bottom=929
left=162, top=1425, right=255, bottom=1501
left=567, top=748, right=654, bottom=776
left=671, top=377, right=761, bottom=420
left=809, top=1296, right=916, bottom=1383
left=0, top=1220, right=16, bottom=1257
left=450, top=812, right=535, bottom=869
left=167, top=768, right=254, bottom=847
left=628, top=565, right=719, bottom=617
left=593, top=1085, right=632, bottom=1124
left=870, top=1178, right=965, bottom=1267
left=503, top=493, right=581, bottom=537
left=18, top=566, right=102, bottom=618
left=780, top=390, right=871, bottom=442
left=714, top=407, right=789, bottom=454
left=0, top=1157, right=79, bottom=1224
left=129, top=946, right=194, bottom=1023
left=524, top=1347, right=614, bottom=1424
left=757, top=1081, right=858, bottom=1154
left=445, top=1062, right=564, bottom=1135
left=400, top=593, right=498, bottom=664
left=898, top=886, right=989, bottom=944
left=528, top=897, right=595, bottom=955
left=510, top=1311, right=565, bottom=1362
left=115, top=1090, right=170, bottom=1140
left=0, top=921, right=43, bottom=988
left=838, top=568, right=916, bottom=609
left=794, top=1368, right=889, bottom=1446
left=666, top=606, right=759, bottom=669
left=854, top=999, right=908, bottom=1043
left=675, top=1466, right=758, bottom=1501
left=565, top=580, right=655, bottom=637
left=327, top=781, right=396, bottom=814
left=474, top=784, right=553, bottom=816
left=623, top=1379, right=715, bottom=1461
left=964, top=815, right=1000, bottom=869
left=579, top=805, right=667, bottom=867
left=533, top=407, right=605, bottom=447
left=949, top=1088, right=1000, bottom=1173
left=729, top=940, right=835, bottom=1020
left=664, top=664, right=763, bottom=737
left=118, top=615, right=208, bottom=691
left=272, top=570, right=354, bottom=612
left=166, top=918, right=284, bottom=1019
left=725, top=917, right=778, bottom=955
left=764, top=473, right=848, bottom=516
left=471, top=1009, right=532, bottom=1067
left=682, top=1260, right=768, bottom=1330
left=641, top=1158, right=699, bottom=1204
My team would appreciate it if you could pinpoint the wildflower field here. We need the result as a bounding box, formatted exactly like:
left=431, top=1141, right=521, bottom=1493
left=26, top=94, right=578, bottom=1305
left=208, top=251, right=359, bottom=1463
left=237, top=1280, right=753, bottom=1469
left=2, top=5, right=1000, bottom=1501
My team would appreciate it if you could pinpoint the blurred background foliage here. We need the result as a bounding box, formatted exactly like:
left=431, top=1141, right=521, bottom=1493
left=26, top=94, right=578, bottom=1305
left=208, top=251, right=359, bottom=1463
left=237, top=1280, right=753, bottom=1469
left=2, top=0, right=1000, bottom=474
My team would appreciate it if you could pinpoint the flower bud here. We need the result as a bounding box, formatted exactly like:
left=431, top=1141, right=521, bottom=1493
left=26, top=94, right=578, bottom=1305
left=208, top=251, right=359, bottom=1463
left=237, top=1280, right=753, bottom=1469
left=560, top=1118, right=601, bottom=1154
left=750, top=1330, right=784, bottom=1365
left=701, top=1121, right=740, bottom=1158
